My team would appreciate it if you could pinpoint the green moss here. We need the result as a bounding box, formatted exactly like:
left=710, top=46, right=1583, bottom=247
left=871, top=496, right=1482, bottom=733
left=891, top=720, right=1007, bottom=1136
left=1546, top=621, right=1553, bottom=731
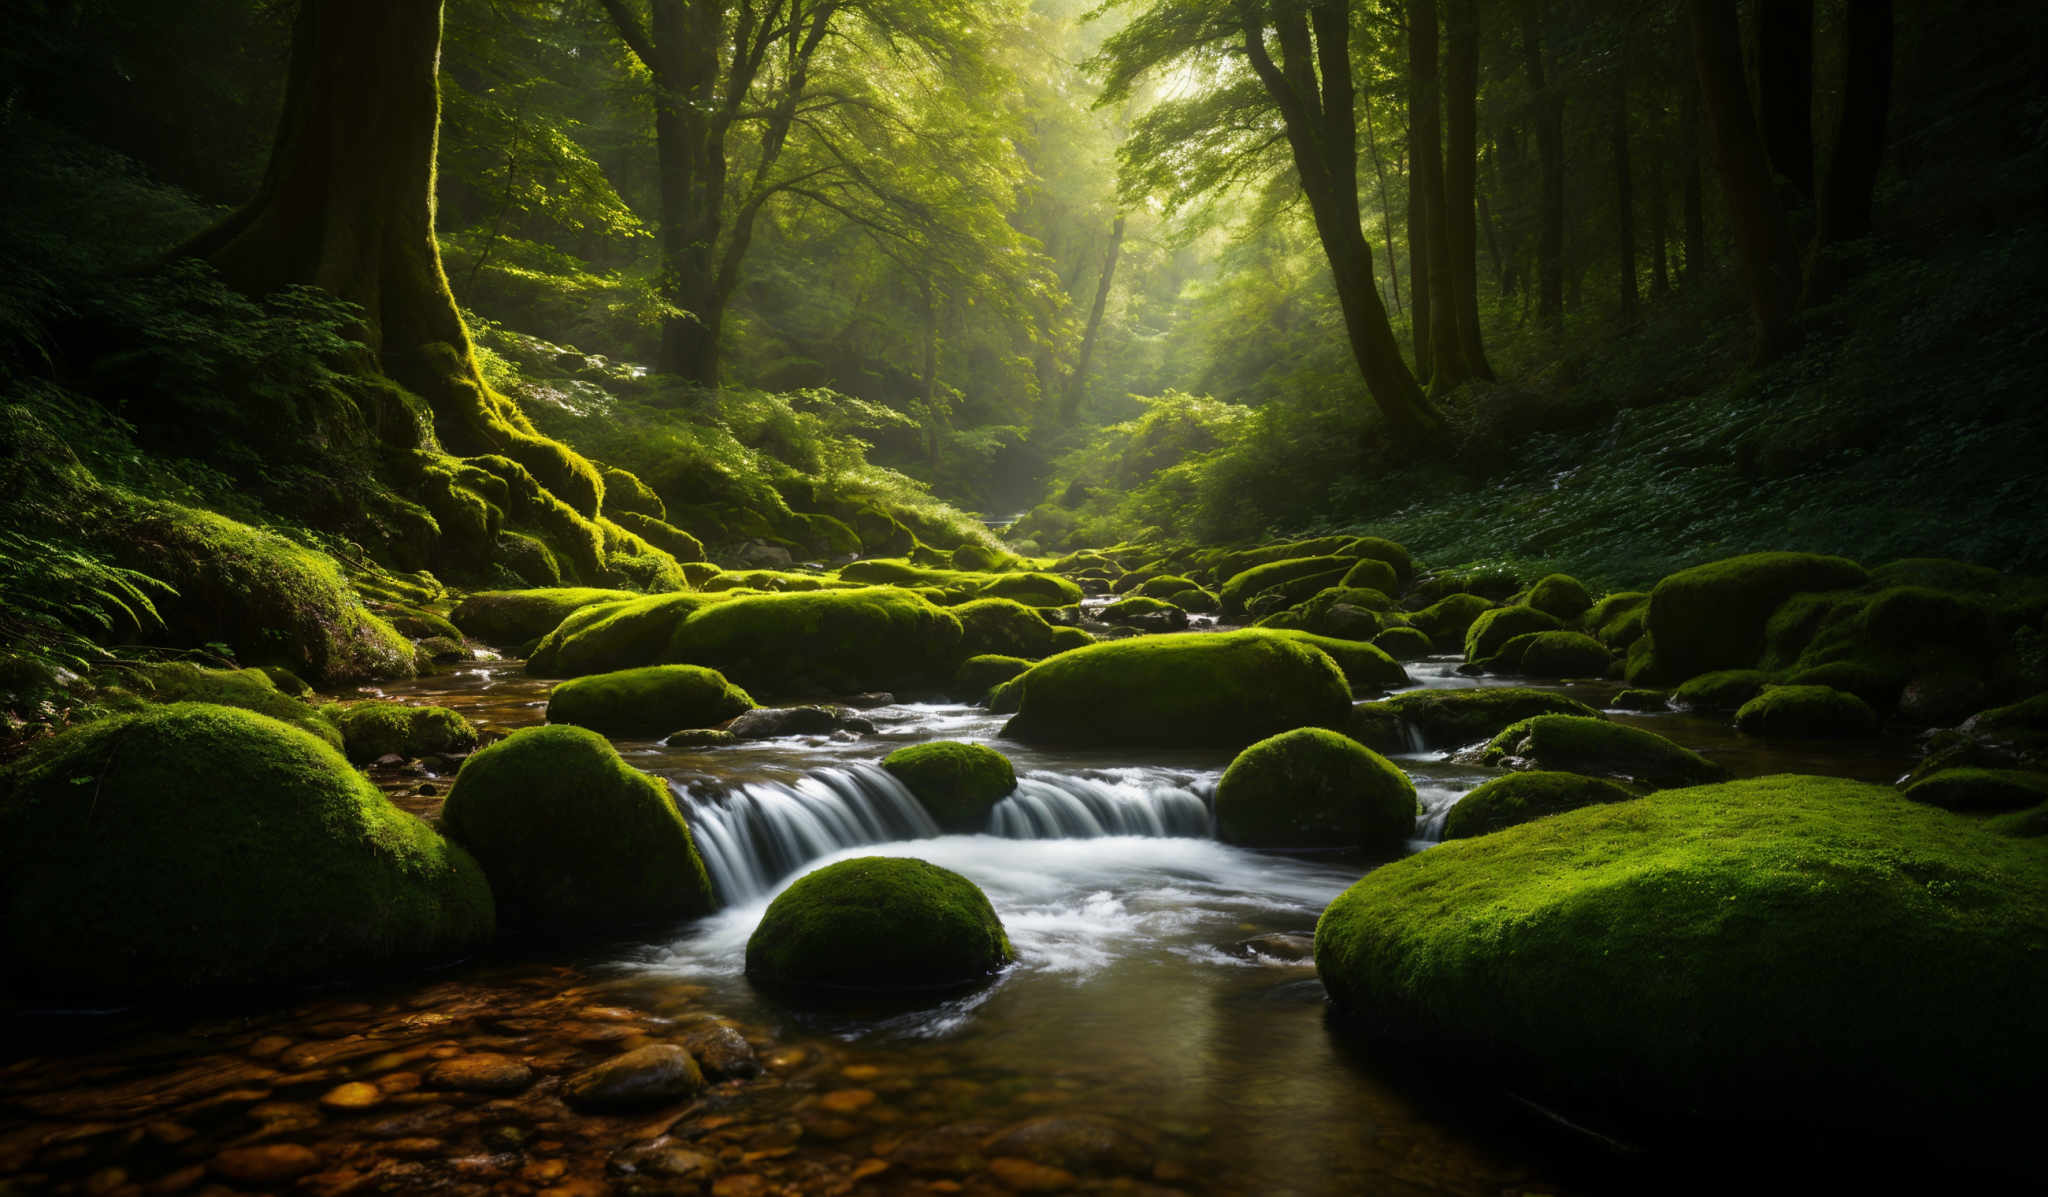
left=0, top=704, right=492, bottom=997
left=1784, top=660, right=1907, bottom=712
left=118, top=661, right=341, bottom=750
left=1276, top=586, right=1396, bottom=637
left=837, top=559, right=1081, bottom=607
left=504, top=428, right=604, bottom=518
left=608, top=510, right=705, bottom=563
left=664, top=588, right=965, bottom=697
left=979, top=572, right=1084, bottom=607
left=494, top=531, right=563, bottom=586
left=1463, top=605, right=1564, bottom=662
left=546, top=665, right=755, bottom=739
left=1166, top=585, right=1220, bottom=613
left=1343, top=536, right=1415, bottom=586
left=953, top=598, right=1061, bottom=660
left=1371, top=626, right=1434, bottom=660
left=1672, top=669, right=1773, bottom=711
left=1219, top=555, right=1351, bottom=619
left=1965, top=692, right=2048, bottom=735
left=1209, top=537, right=1362, bottom=584
left=951, top=543, right=1001, bottom=571
left=883, top=742, right=1017, bottom=831
left=745, top=856, right=1012, bottom=995
left=524, top=592, right=723, bottom=677
left=100, top=500, right=415, bottom=686
left=599, top=466, right=666, bottom=520
left=1215, top=728, right=1416, bottom=853
left=1263, top=629, right=1408, bottom=693
left=1500, top=631, right=1611, bottom=678
left=596, top=516, right=690, bottom=593
left=1870, top=557, right=2006, bottom=595
left=1002, top=630, right=1352, bottom=750
left=1646, top=552, right=1870, bottom=680
left=1734, top=685, right=1880, bottom=738
left=1984, top=802, right=2048, bottom=837
left=1100, top=595, right=1188, bottom=629
left=1339, top=558, right=1400, bottom=596
left=328, top=701, right=479, bottom=762
left=1758, top=591, right=1863, bottom=672
left=1441, top=771, right=1637, bottom=840
left=1482, top=715, right=1726, bottom=787
left=954, top=654, right=1031, bottom=703
left=441, top=725, right=713, bottom=931
left=794, top=512, right=863, bottom=557
left=680, top=561, right=722, bottom=587
left=1902, top=767, right=2048, bottom=813
left=1314, top=775, right=2048, bottom=1134
left=1368, top=688, right=1604, bottom=750
left=1586, top=591, right=1650, bottom=648
left=452, top=588, right=640, bottom=646
left=1408, top=593, right=1496, bottom=650
left=258, top=666, right=313, bottom=697
left=1611, top=688, right=1670, bottom=711
left=1524, top=574, right=1593, bottom=623
left=1046, top=625, right=1095, bottom=654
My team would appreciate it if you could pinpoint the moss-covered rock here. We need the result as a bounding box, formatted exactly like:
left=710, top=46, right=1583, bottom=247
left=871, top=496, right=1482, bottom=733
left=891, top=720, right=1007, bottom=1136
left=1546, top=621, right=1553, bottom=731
left=1362, top=688, right=1604, bottom=750
left=441, top=725, right=713, bottom=931
left=1407, top=593, right=1495, bottom=650
left=1261, top=630, right=1407, bottom=693
left=1314, top=775, right=2048, bottom=1138
left=1869, top=557, right=2007, bottom=595
left=1342, top=537, right=1414, bottom=586
left=598, top=466, right=666, bottom=520
left=1339, top=557, right=1400, bottom=597
left=1646, top=552, right=1870, bottom=681
left=524, top=592, right=724, bottom=677
left=883, top=742, right=1017, bottom=831
left=119, top=661, right=341, bottom=749
left=1610, top=688, right=1671, bottom=712
left=1902, top=767, right=2048, bottom=813
left=545, top=665, right=755, bottom=739
left=1672, top=669, right=1772, bottom=711
left=1734, top=685, right=1880, bottom=738
left=1372, top=626, right=1435, bottom=660
left=608, top=510, right=705, bottom=564
left=1586, top=591, right=1650, bottom=649
left=1214, top=728, right=1417, bottom=854
left=1274, top=586, right=1395, bottom=639
left=1132, top=573, right=1200, bottom=599
left=1441, top=771, right=1636, bottom=840
left=1001, top=630, right=1351, bottom=750
left=1219, top=556, right=1350, bottom=619
left=1165, top=585, right=1220, bottom=613
left=328, top=701, right=479, bottom=762
left=1963, top=692, right=2048, bottom=736
left=940, top=598, right=1056, bottom=662
left=1502, top=631, right=1611, bottom=678
left=451, top=588, right=639, bottom=646
left=953, top=654, right=1031, bottom=703
left=661, top=588, right=964, bottom=697
left=1480, top=715, right=1726, bottom=787
left=1985, top=802, right=2048, bottom=837
left=745, top=857, right=1012, bottom=995
left=976, top=572, right=1084, bottom=608
left=1524, top=574, right=1593, bottom=623
left=0, top=704, right=492, bottom=997
left=1099, top=595, right=1189, bottom=631
left=1463, top=605, right=1564, bottom=663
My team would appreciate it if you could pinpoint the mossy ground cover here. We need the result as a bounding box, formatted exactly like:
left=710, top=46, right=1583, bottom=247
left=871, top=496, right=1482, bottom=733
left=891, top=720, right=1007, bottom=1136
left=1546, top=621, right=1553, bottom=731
left=745, top=856, right=1012, bottom=996
left=1314, top=775, right=2048, bottom=1144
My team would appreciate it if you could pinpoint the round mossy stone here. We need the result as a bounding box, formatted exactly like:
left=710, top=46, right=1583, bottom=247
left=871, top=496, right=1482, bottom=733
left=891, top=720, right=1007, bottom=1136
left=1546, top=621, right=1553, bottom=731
left=745, top=857, right=1012, bottom=996
left=1314, top=775, right=2048, bottom=1143
left=0, top=703, right=493, bottom=997
left=1463, top=605, right=1564, bottom=663
left=953, top=654, right=1031, bottom=703
left=1441, top=771, right=1636, bottom=840
left=1509, top=631, right=1612, bottom=678
left=1340, top=557, right=1400, bottom=596
left=1734, top=685, right=1880, bottom=739
left=450, top=588, right=638, bottom=646
left=1610, top=688, right=1671, bottom=712
left=1372, top=626, right=1435, bottom=660
left=1672, top=669, right=1773, bottom=711
left=1408, top=593, right=1495, bottom=649
left=546, top=665, right=755, bottom=739
left=883, top=742, right=1017, bottom=831
left=1524, top=574, right=1593, bottom=622
left=1645, top=552, right=1869, bottom=681
left=1215, top=728, right=1417, bottom=853
left=1902, top=767, right=2048, bottom=813
left=1374, top=688, right=1603, bottom=751
left=1481, top=715, right=1726, bottom=788
left=124, top=661, right=342, bottom=750
left=953, top=598, right=1060, bottom=660
left=441, top=725, right=713, bottom=932
left=328, top=701, right=478, bottom=762
left=1099, top=595, right=1190, bottom=630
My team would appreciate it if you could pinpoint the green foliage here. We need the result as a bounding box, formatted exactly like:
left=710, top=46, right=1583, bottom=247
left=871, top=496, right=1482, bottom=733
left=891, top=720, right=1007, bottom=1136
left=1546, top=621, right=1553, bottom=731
left=0, top=529, right=170, bottom=717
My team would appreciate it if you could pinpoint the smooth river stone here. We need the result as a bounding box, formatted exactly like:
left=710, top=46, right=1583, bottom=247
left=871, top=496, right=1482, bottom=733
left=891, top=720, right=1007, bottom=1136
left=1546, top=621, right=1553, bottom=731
left=676, top=1021, right=761, bottom=1080
left=425, top=1053, right=535, bottom=1094
left=318, top=1082, right=381, bottom=1110
left=210, top=1143, right=321, bottom=1185
left=562, top=1045, right=705, bottom=1112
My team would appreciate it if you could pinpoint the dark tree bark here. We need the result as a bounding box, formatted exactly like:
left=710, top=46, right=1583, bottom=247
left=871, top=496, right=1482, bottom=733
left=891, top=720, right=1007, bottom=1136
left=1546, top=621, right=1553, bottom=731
left=1240, top=1, right=1442, bottom=446
left=1810, top=0, right=1893, bottom=268
left=1361, top=93, right=1403, bottom=315
left=1063, top=215, right=1125, bottom=422
left=1413, top=0, right=1466, bottom=391
left=1521, top=0, right=1565, bottom=332
left=1611, top=53, right=1638, bottom=326
left=1680, top=55, right=1708, bottom=284
left=1442, top=0, right=1491, bottom=379
left=1405, top=7, right=1433, bottom=378
left=1755, top=0, right=1815, bottom=211
left=1648, top=127, right=1671, bottom=297
left=1688, top=0, right=1803, bottom=358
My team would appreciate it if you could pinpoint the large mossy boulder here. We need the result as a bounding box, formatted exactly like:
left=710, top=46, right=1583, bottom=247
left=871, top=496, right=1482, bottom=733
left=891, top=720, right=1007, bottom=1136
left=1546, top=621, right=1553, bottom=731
left=525, top=592, right=721, bottom=676
left=328, top=701, right=479, bottom=762
left=1219, top=556, right=1351, bottom=619
left=745, top=857, right=1012, bottom=996
left=1480, top=714, right=1726, bottom=787
left=953, top=598, right=1061, bottom=660
left=1264, top=629, right=1408, bottom=692
left=1586, top=591, right=1650, bottom=649
left=1902, top=767, right=2048, bottom=813
left=119, top=661, right=342, bottom=750
left=1672, top=668, right=1772, bottom=711
left=1645, top=552, right=1869, bottom=682
left=1214, top=728, right=1417, bottom=854
left=1523, top=574, right=1593, bottom=623
left=0, top=704, right=493, bottom=997
left=546, top=665, right=755, bottom=739
left=1498, top=631, right=1611, bottom=677
left=953, top=654, right=1031, bottom=703
left=440, top=725, right=714, bottom=932
left=1463, top=605, right=1564, bottom=663
left=1314, top=775, right=2048, bottom=1142
left=1338, top=557, right=1400, bottom=597
left=1099, top=595, right=1190, bottom=631
left=1359, top=688, right=1603, bottom=751
left=1372, top=626, right=1435, bottom=660
left=883, top=742, right=1017, bottom=831
left=1734, top=685, right=1880, bottom=739
left=1406, top=592, right=1495, bottom=650
left=1441, top=771, right=1636, bottom=840
left=1001, top=630, right=1351, bottom=750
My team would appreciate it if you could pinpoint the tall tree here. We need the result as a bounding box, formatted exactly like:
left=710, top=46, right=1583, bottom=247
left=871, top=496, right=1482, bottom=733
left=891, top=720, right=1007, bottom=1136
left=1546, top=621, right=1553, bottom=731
left=1064, top=215, right=1125, bottom=421
left=1520, top=0, right=1564, bottom=331
left=1679, top=48, right=1707, bottom=284
left=1405, top=4, right=1434, bottom=377
left=1440, top=0, right=1491, bottom=378
left=1412, top=0, right=1465, bottom=390
left=1807, top=0, right=1893, bottom=300
left=1755, top=0, right=1815, bottom=211
left=1610, top=42, right=1638, bottom=325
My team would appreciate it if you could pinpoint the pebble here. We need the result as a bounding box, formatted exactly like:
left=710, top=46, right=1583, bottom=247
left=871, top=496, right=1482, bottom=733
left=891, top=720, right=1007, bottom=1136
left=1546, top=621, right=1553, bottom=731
left=609, top=1141, right=717, bottom=1180
left=318, top=1082, right=381, bottom=1111
left=988, top=1156, right=1078, bottom=1192
left=817, top=1088, right=876, bottom=1115
left=562, top=1045, right=705, bottom=1112
left=210, top=1143, right=321, bottom=1185
left=710, top=1174, right=770, bottom=1197
left=678, top=1021, right=762, bottom=1080
left=425, top=1053, right=535, bottom=1094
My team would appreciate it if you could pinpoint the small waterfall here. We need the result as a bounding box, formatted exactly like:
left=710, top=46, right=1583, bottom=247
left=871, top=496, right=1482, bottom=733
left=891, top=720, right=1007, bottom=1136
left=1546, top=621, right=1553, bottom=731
left=990, top=770, right=1212, bottom=839
left=672, top=764, right=1214, bottom=906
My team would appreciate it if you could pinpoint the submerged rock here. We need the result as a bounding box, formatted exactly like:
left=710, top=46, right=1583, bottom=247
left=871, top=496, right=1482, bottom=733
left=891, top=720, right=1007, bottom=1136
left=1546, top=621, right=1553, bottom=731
left=746, top=857, right=1012, bottom=996
left=562, top=1044, right=705, bottom=1111
left=726, top=705, right=873, bottom=739
left=1214, top=728, right=1416, bottom=853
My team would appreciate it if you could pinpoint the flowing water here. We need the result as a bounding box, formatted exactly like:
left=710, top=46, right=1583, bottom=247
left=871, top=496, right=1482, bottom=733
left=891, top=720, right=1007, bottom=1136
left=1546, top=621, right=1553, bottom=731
left=0, top=650, right=1961, bottom=1196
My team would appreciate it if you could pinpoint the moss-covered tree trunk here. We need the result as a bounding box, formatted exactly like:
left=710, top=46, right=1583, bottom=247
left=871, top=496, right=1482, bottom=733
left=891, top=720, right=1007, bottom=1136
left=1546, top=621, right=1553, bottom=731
left=181, top=0, right=505, bottom=455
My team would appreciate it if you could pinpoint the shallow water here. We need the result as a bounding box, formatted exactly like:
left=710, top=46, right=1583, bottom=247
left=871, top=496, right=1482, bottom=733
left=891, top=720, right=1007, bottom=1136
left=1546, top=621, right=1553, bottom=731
left=0, top=645, right=1957, bottom=1195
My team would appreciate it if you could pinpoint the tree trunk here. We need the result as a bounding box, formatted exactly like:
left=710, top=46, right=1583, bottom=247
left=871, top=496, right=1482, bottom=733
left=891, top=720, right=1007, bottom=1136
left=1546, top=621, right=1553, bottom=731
left=1611, top=54, right=1638, bottom=326
left=1413, top=0, right=1466, bottom=392
left=1522, top=0, right=1565, bottom=332
left=1361, top=94, right=1403, bottom=315
left=187, top=0, right=496, bottom=448
left=1755, top=0, right=1815, bottom=212
left=1405, top=9, right=1433, bottom=379
left=1688, top=0, right=1803, bottom=359
left=1442, top=0, right=1491, bottom=379
left=1063, top=215, right=1125, bottom=422
left=1807, top=0, right=1892, bottom=301
left=1680, top=56, right=1708, bottom=284
left=1648, top=128, right=1671, bottom=297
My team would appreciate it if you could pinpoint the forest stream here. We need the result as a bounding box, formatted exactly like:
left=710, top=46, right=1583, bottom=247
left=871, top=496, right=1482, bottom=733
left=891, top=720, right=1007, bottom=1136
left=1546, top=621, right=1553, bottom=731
left=0, top=644, right=1932, bottom=1197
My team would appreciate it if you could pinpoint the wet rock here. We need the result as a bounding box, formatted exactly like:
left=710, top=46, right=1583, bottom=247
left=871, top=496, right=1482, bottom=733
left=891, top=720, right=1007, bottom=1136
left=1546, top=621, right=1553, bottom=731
left=988, top=1155, right=1079, bottom=1192
left=711, top=1175, right=770, bottom=1197
left=211, top=1143, right=321, bottom=1185
left=609, top=1141, right=717, bottom=1180
left=891, top=1121, right=1005, bottom=1175
left=664, top=729, right=740, bottom=749
left=982, top=1116, right=1152, bottom=1175
left=318, top=1082, right=382, bottom=1110
left=426, top=1053, right=535, bottom=1094
left=562, top=1045, right=705, bottom=1112
left=817, top=1088, right=876, bottom=1114
left=735, top=541, right=794, bottom=569
left=726, top=705, right=866, bottom=739
left=676, top=1022, right=761, bottom=1081
left=843, top=692, right=895, bottom=707
left=1225, top=932, right=1315, bottom=963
